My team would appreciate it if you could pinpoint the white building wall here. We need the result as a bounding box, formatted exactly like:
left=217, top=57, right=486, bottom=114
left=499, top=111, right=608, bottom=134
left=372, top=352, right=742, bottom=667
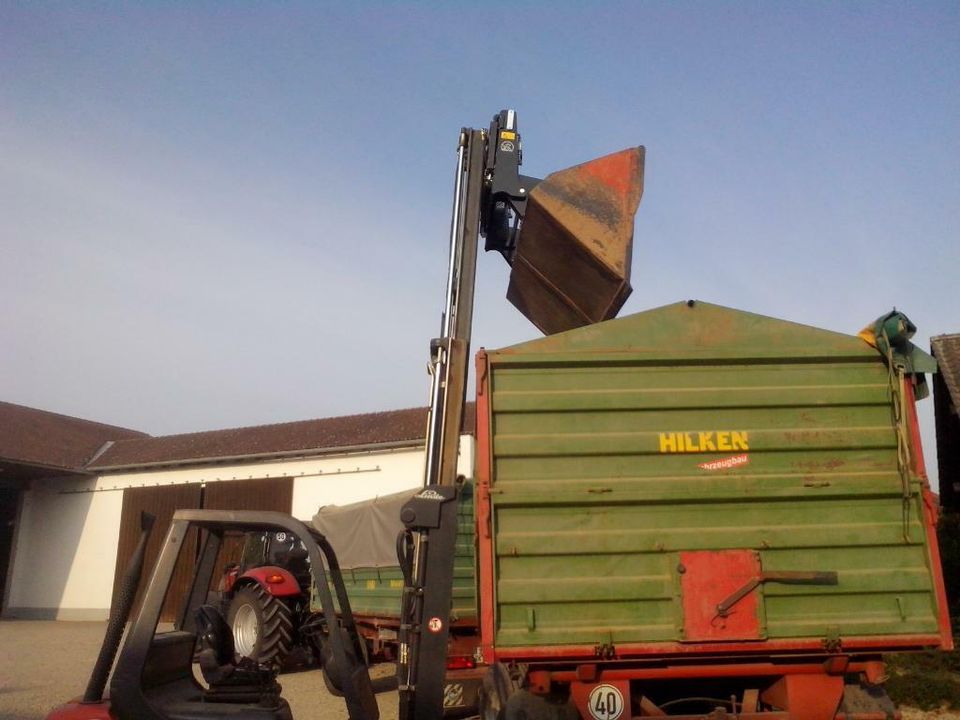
left=5, top=435, right=474, bottom=620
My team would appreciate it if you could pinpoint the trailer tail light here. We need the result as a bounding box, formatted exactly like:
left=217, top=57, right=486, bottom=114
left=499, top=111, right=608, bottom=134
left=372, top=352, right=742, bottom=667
left=266, top=573, right=285, bottom=584
left=446, top=655, right=475, bottom=670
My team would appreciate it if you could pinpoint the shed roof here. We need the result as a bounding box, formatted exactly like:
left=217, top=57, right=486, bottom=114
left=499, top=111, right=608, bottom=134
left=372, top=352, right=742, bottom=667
left=89, top=404, right=476, bottom=471
left=932, top=334, right=960, bottom=414
left=0, top=401, right=146, bottom=474
left=932, top=334, right=960, bottom=510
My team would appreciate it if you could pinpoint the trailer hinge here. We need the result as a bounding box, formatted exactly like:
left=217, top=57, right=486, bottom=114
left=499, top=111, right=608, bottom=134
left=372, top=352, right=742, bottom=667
left=822, top=626, right=843, bottom=653
left=593, top=642, right=617, bottom=660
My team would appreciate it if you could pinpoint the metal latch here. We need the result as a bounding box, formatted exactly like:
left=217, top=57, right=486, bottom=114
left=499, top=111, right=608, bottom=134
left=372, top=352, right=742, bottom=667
left=715, top=571, right=838, bottom=617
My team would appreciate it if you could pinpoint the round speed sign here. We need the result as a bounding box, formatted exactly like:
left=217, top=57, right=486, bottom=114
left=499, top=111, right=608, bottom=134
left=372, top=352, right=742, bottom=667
left=587, top=684, right=624, bottom=720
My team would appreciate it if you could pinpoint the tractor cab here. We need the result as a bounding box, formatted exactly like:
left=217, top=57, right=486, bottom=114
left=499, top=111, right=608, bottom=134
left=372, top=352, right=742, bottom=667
left=230, top=529, right=312, bottom=591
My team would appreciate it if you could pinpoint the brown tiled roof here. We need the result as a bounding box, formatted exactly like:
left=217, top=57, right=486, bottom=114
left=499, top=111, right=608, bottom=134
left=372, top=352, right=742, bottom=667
left=89, top=404, right=477, bottom=470
left=932, top=334, right=960, bottom=414
left=0, top=401, right=147, bottom=472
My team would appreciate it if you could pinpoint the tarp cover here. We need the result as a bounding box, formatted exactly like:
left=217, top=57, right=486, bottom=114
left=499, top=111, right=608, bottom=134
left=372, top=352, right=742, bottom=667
left=311, top=488, right=415, bottom=569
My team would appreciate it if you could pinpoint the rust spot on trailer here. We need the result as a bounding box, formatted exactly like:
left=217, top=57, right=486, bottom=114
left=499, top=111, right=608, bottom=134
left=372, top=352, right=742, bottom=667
left=793, top=458, right=845, bottom=472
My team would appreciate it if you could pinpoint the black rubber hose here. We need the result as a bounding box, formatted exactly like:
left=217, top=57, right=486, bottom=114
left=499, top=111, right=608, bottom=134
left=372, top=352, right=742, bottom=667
left=83, top=512, right=155, bottom=703
left=396, top=529, right=414, bottom=587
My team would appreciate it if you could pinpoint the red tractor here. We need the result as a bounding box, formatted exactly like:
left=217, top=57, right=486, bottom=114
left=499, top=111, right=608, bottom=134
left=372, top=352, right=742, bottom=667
left=216, top=529, right=313, bottom=666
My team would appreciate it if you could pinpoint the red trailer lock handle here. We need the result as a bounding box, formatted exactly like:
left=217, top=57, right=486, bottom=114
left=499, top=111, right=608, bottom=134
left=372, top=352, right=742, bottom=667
left=716, top=571, right=838, bottom=618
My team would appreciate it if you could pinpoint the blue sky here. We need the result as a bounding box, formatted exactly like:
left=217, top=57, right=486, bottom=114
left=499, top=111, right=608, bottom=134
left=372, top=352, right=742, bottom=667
left=1, top=3, right=957, bottom=483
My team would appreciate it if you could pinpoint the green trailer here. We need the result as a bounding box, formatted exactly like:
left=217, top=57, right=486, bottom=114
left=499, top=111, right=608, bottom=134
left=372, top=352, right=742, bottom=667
left=310, top=485, right=483, bottom=717
left=472, top=300, right=951, bottom=719
left=311, top=483, right=478, bottom=660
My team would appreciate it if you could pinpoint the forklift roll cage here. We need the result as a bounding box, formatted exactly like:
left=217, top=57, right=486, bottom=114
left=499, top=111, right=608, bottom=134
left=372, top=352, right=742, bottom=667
left=109, top=510, right=383, bottom=720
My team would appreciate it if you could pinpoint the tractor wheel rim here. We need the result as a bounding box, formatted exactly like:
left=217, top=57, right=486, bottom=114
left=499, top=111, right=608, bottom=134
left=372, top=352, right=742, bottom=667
left=233, top=603, right=259, bottom=657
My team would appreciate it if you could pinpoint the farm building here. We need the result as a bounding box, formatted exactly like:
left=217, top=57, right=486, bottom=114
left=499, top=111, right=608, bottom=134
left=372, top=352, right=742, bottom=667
left=932, top=334, right=960, bottom=511
left=0, top=402, right=474, bottom=620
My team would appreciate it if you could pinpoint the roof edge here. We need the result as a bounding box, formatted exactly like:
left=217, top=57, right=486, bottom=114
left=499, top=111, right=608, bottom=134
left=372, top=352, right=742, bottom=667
left=87, top=437, right=433, bottom=473
left=0, top=456, right=95, bottom=476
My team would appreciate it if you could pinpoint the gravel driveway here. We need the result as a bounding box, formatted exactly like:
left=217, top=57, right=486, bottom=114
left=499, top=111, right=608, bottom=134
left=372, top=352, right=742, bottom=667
left=0, top=619, right=398, bottom=720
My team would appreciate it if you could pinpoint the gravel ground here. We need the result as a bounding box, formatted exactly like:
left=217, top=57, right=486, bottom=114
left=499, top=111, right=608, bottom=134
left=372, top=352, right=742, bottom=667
left=1, top=619, right=955, bottom=720
left=0, top=620, right=106, bottom=720
left=902, top=712, right=960, bottom=720
left=0, top=619, right=397, bottom=720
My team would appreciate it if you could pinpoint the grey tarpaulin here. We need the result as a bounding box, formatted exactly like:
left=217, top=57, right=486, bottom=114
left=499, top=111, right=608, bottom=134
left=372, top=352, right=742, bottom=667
left=311, top=488, right=416, bottom=570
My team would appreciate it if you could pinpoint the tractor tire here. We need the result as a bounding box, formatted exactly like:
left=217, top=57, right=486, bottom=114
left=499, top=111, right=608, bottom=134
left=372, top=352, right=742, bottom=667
left=226, top=584, right=293, bottom=667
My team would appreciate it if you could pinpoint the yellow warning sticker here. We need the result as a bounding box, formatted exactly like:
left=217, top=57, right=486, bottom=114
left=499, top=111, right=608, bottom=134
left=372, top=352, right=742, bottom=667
left=500, top=130, right=517, bottom=140
left=658, top=431, right=749, bottom=453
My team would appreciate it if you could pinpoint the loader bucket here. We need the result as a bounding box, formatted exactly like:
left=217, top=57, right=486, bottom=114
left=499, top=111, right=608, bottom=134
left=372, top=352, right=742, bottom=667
left=508, top=146, right=645, bottom=335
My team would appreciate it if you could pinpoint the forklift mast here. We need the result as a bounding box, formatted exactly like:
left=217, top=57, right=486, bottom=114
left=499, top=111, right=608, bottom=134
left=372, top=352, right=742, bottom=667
left=396, top=115, right=506, bottom=720
left=396, top=110, right=644, bottom=720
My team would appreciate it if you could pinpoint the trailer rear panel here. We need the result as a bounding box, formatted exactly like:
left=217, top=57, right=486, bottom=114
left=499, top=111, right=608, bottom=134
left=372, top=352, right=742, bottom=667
left=475, top=301, right=950, bottom=662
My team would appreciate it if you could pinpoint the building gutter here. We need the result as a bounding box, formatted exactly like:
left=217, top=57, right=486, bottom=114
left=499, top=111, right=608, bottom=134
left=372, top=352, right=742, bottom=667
left=86, top=437, right=431, bottom=474
left=0, top=456, right=94, bottom=476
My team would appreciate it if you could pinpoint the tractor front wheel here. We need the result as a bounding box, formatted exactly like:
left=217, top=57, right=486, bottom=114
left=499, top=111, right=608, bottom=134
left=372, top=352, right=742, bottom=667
left=226, top=585, right=293, bottom=666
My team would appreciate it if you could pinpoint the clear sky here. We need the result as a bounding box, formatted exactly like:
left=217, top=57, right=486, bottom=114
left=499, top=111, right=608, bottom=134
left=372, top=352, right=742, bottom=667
left=1, top=3, right=957, bottom=484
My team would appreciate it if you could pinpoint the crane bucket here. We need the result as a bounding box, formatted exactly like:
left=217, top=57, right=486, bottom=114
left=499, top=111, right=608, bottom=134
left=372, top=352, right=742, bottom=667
left=507, top=146, right=645, bottom=335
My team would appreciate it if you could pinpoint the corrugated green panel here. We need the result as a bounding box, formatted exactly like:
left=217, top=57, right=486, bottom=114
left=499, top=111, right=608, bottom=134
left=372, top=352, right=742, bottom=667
left=341, top=566, right=406, bottom=616
left=333, top=484, right=477, bottom=620
left=486, top=303, right=939, bottom=649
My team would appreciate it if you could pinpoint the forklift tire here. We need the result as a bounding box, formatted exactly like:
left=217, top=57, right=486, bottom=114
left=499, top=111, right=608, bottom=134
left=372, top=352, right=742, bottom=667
left=316, top=626, right=369, bottom=697
left=226, top=584, right=293, bottom=666
left=321, top=664, right=344, bottom=697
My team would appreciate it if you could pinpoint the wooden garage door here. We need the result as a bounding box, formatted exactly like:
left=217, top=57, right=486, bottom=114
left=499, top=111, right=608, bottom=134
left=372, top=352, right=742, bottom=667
left=203, top=478, right=295, bottom=592
left=112, top=484, right=202, bottom=623
left=203, top=477, right=293, bottom=512
left=113, top=478, right=295, bottom=623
